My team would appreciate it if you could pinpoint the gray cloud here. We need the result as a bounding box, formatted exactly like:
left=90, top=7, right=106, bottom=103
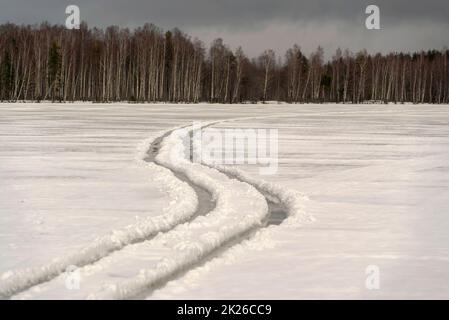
left=0, top=0, right=448, bottom=57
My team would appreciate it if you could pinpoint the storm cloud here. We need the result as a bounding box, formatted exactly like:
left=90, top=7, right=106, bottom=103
left=0, top=0, right=448, bottom=58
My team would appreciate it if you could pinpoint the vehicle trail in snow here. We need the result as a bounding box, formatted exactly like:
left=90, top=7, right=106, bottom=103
left=98, top=118, right=311, bottom=299
left=146, top=129, right=215, bottom=219
left=1, top=113, right=309, bottom=300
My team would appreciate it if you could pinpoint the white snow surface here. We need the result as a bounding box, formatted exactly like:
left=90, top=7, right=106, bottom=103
left=1, top=103, right=449, bottom=299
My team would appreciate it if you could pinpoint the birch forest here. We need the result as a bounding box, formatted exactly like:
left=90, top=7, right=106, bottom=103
left=1, top=22, right=448, bottom=103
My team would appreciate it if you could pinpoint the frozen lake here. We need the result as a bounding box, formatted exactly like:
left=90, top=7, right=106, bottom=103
left=1, top=103, right=448, bottom=299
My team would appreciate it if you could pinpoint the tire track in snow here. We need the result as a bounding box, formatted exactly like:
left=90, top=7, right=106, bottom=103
left=187, top=123, right=288, bottom=226
left=132, top=120, right=313, bottom=297
left=2, top=115, right=310, bottom=300
left=146, top=128, right=215, bottom=219
left=93, top=120, right=310, bottom=299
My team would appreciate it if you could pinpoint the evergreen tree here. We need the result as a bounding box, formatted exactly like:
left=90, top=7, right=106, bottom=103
left=47, top=41, right=62, bottom=101
left=164, top=31, right=173, bottom=101
left=0, top=50, right=12, bottom=100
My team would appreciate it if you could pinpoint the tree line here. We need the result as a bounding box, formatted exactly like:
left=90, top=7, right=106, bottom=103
left=1, top=22, right=448, bottom=103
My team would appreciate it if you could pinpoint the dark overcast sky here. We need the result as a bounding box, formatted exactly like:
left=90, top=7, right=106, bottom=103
left=0, top=0, right=448, bottom=58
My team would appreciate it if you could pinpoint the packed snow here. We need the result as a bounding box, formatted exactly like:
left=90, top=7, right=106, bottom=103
left=1, top=103, right=449, bottom=299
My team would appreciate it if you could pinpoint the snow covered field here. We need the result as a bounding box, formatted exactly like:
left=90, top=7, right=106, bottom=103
left=1, top=103, right=449, bottom=299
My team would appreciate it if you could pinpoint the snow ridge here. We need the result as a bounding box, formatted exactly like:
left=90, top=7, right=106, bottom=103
left=88, top=126, right=269, bottom=299
left=206, top=164, right=313, bottom=226
left=89, top=121, right=313, bottom=299
left=0, top=129, right=198, bottom=299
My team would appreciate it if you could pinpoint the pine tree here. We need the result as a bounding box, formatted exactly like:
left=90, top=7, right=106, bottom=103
left=0, top=50, right=12, bottom=100
left=47, top=41, right=62, bottom=101
left=163, top=31, right=173, bottom=101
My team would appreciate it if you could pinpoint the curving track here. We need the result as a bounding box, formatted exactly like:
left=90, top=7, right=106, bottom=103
left=1, top=118, right=309, bottom=300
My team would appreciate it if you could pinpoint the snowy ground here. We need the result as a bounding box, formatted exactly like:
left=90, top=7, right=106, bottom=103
left=1, top=103, right=449, bottom=299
